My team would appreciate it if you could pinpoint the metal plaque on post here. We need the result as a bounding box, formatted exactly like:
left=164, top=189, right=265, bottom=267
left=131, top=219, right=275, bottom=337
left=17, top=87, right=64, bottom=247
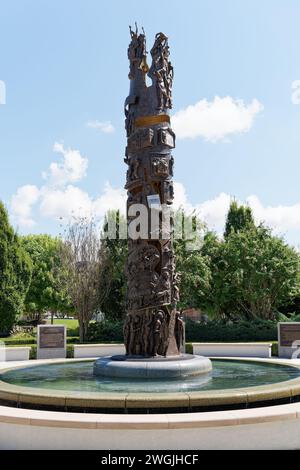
left=278, top=322, right=300, bottom=358
left=37, top=325, right=67, bottom=359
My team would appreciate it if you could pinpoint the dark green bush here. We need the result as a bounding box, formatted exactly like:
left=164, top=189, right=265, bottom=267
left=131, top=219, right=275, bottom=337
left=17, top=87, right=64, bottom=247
left=29, top=345, right=37, bottom=360
left=185, top=319, right=278, bottom=342
left=87, top=320, right=123, bottom=343
left=4, top=338, right=36, bottom=345
left=87, top=319, right=278, bottom=344
left=289, top=313, right=300, bottom=322
left=65, top=337, right=80, bottom=344
left=3, top=336, right=79, bottom=346
left=272, top=342, right=278, bottom=356
left=66, top=345, right=74, bottom=358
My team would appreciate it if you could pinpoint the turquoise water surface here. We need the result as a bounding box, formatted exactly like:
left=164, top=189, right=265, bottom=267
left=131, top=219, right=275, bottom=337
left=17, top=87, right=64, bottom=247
left=1, top=359, right=300, bottom=394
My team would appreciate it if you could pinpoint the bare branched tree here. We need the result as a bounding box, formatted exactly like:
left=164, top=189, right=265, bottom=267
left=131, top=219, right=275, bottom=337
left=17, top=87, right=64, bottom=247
left=59, top=217, right=112, bottom=342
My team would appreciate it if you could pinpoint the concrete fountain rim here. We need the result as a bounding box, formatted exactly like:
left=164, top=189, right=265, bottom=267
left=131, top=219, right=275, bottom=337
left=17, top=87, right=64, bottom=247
left=93, top=354, right=213, bottom=379
left=0, top=357, right=300, bottom=412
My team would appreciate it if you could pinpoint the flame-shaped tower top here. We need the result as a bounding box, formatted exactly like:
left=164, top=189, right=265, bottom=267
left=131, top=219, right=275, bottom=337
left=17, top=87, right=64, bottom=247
left=125, top=27, right=174, bottom=139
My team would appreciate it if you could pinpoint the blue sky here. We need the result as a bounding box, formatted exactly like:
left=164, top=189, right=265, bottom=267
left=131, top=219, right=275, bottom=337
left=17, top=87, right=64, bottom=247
left=1, top=0, right=300, bottom=245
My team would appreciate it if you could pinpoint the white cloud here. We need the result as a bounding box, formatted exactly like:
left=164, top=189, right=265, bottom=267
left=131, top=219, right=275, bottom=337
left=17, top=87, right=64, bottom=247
left=173, top=186, right=231, bottom=233
left=39, top=182, right=126, bottom=222
left=196, top=193, right=231, bottom=231
left=187, top=190, right=300, bottom=246
left=0, top=80, right=6, bottom=105
left=167, top=183, right=300, bottom=247
left=173, top=181, right=192, bottom=211
left=42, top=143, right=88, bottom=187
left=86, top=120, right=115, bottom=134
left=39, top=185, right=93, bottom=220
left=92, top=182, right=126, bottom=218
left=291, top=80, right=300, bottom=105
left=10, top=140, right=126, bottom=228
left=172, top=96, right=263, bottom=141
left=11, top=185, right=40, bottom=227
left=246, top=195, right=300, bottom=234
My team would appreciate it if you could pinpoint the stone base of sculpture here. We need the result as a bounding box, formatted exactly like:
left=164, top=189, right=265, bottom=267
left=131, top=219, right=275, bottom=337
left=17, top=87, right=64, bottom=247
left=93, top=354, right=212, bottom=379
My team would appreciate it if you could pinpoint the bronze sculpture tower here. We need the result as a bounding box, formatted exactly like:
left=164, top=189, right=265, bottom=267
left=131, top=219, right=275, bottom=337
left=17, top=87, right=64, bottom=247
left=94, top=29, right=212, bottom=379
left=123, top=27, right=182, bottom=358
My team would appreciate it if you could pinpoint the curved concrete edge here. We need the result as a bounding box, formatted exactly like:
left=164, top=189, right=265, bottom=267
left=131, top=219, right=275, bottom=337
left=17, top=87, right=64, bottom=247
left=1, top=357, right=300, bottom=409
left=2, top=358, right=300, bottom=449
left=0, top=401, right=300, bottom=430
left=93, top=354, right=212, bottom=379
left=2, top=407, right=300, bottom=450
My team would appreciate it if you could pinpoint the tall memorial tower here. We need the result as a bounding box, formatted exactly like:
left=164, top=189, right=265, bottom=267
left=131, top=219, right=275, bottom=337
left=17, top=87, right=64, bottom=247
left=123, top=27, right=182, bottom=358
left=94, top=28, right=212, bottom=379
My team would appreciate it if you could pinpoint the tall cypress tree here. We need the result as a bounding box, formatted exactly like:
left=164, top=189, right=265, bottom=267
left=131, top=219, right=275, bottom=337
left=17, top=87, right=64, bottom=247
left=0, top=202, right=32, bottom=335
left=224, top=200, right=255, bottom=239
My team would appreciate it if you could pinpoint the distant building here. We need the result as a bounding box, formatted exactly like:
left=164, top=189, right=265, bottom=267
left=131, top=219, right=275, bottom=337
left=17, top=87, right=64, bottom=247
left=182, top=308, right=207, bottom=323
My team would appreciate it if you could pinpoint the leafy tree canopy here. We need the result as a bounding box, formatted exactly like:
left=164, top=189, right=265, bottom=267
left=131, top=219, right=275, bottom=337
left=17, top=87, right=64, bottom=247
left=21, top=234, right=72, bottom=318
left=0, top=202, right=32, bottom=334
left=206, top=225, right=300, bottom=320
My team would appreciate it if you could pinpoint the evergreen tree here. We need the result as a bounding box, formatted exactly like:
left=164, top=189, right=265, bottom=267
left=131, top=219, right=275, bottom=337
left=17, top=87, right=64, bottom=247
left=0, top=202, right=32, bottom=334
left=224, top=200, right=255, bottom=238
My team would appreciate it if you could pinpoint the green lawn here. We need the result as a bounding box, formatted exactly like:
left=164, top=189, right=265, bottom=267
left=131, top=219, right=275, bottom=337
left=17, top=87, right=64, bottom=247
left=51, top=318, right=79, bottom=330
left=49, top=318, right=79, bottom=336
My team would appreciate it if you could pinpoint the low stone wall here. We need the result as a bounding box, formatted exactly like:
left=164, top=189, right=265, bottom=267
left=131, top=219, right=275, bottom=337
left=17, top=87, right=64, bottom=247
left=0, top=357, right=300, bottom=449
left=1, top=403, right=300, bottom=449
left=73, top=344, right=125, bottom=359
left=193, top=342, right=272, bottom=358
left=0, top=347, right=31, bottom=362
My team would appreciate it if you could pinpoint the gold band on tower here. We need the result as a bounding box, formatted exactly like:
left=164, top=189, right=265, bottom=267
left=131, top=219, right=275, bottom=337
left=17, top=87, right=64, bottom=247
left=135, top=114, right=170, bottom=128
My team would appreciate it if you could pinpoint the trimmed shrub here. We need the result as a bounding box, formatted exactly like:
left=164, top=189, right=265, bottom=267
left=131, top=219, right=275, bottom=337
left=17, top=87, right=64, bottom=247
left=185, top=319, right=278, bottom=342
left=272, top=342, right=278, bottom=356
left=87, top=319, right=278, bottom=344
left=87, top=320, right=124, bottom=343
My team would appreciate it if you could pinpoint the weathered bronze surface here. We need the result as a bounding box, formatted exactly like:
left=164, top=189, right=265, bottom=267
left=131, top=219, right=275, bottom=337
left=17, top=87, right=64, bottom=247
left=39, top=326, right=65, bottom=349
left=124, top=26, right=181, bottom=357
left=279, top=323, right=300, bottom=347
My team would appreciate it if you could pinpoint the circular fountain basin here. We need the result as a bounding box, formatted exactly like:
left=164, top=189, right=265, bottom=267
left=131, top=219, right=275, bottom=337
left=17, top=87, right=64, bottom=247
left=93, top=354, right=212, bottom=379
left=1, top=358, right=300, bottom=413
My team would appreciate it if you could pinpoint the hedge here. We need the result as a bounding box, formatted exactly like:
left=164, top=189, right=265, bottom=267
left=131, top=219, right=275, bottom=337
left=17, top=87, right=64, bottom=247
left=87, top=320, right=124, bottom=343
left=185, top=319, right=278, bottom=342
left=87, top=319, right=278, bottom=344
left=2, top=336, right=80, bottom=346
